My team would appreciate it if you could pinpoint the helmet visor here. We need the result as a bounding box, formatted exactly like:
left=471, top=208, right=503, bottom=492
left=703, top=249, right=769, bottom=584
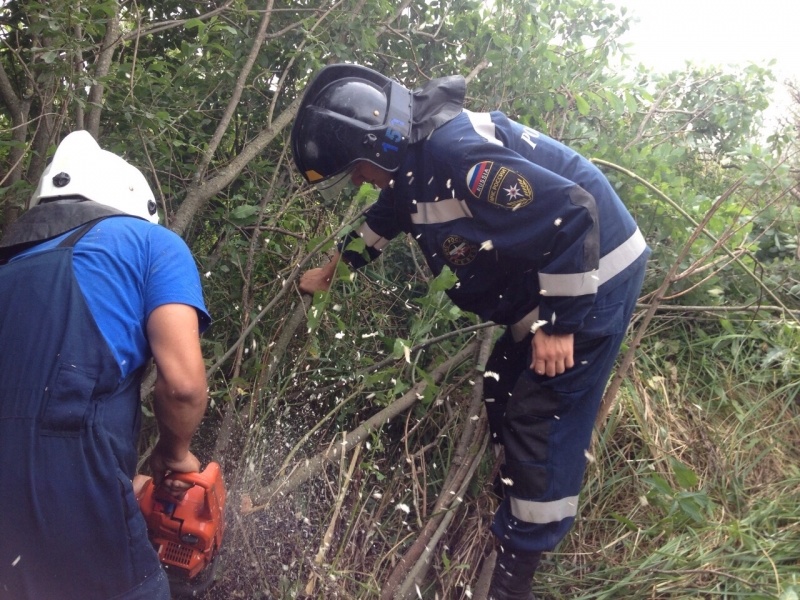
left=294, top=105, right=362, bottom=184
left=314, top=167, right=356, bottom=201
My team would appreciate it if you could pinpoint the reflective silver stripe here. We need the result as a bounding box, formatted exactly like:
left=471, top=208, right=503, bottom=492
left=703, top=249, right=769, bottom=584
left=539, top=228, right=647, bottom=297
left=539, top=270, right=599, bottom=297
left=357, top=222, right=390, bottom=250
left=510, top=495, right=579, bottom=524
left=410, top=198, right=474, bottom=225
left=597, top=228, right=647, bottom=285
left=464, top=110, right=504, bottom=146
left=510, top=307, right=540, bottom=342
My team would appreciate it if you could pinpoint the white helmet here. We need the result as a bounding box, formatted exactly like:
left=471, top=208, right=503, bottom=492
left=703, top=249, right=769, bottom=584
left=30, top=130, right=159, bottom=223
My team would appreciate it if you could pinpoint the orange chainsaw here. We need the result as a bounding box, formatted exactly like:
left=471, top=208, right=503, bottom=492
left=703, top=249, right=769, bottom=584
left=135, top=462, right=227, bottom=597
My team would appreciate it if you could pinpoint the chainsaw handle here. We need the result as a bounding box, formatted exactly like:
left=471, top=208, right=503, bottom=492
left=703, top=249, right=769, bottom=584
left=166, top=470, right=212, bottom=490
left=158, top=462, right=223, bottom=514
left=165, top=461, right=221, bottom=490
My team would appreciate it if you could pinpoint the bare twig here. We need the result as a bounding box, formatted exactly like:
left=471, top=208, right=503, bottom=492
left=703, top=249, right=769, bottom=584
left=194, top=0, right=275, bottom=185
left=592, top=159, right=798, bottom=324
left=387, top=327, right=496, bottom=600
left=597, top=176, right=744, bottom=426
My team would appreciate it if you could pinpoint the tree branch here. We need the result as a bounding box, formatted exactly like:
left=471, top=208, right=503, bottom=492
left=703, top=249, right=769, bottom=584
left=86, top=0, right=120, bottom=138
left=194, top=0, right=276, bottom=185
left=170, top=94, right=302, bottom=236
left=0, top=57, right=29, bottom=187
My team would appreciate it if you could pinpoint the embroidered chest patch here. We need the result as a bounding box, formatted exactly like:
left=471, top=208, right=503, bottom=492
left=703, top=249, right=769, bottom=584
left=442, top=234, right=478, bottom=266
left=467, top=161, right=533, bottom=210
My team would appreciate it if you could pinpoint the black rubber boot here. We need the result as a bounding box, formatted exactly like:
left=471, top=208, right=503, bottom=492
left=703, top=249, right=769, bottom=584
left=487, top=547, right=541, bottom=600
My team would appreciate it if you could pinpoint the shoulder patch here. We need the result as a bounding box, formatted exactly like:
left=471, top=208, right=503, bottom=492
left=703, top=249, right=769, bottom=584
left=466, top=161, right=493, bottom=198
left=486, top=166, right=533, bottom=210
left=442, top=235, right=478, bottom=266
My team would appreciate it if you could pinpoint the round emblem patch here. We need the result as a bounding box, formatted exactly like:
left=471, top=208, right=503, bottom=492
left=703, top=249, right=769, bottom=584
left=442, top=235, right=478, bottom=266
left=466, top=161, right=493, bottom=198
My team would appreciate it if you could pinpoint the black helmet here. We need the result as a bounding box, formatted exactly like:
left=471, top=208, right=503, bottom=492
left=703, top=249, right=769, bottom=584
left=291, top=64, right=413, bottom=196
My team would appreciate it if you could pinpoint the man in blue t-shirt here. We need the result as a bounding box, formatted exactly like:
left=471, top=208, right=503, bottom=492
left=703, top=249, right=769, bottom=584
left=0, top=131, right=211, bottom=599
left=292, top=64, right=649, bottom=600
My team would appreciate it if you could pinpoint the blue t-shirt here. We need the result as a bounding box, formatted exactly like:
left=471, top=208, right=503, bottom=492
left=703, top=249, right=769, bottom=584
left=12, top=217, right=210, bottom=380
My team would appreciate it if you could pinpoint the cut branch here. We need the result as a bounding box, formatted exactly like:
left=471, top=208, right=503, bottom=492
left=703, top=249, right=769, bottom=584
left=240, top=341, right=478, bottom=515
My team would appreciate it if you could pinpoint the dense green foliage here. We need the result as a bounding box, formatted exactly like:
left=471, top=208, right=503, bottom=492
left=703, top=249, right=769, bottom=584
left=2, top=1, right=798, bottom=598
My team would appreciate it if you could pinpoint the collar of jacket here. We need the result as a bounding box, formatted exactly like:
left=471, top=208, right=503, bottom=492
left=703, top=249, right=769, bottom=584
left=0, top=200, right=129, bottom=260
left=409, top=75, right=466, bottom=143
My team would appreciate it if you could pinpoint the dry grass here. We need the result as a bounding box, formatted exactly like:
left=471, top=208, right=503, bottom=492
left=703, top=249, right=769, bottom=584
left=185, top=313, right=800, bottom=600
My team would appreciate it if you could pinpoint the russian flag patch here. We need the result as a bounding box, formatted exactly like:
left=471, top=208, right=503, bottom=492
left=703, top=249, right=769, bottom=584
left=466, top=161, right=493, bottom=198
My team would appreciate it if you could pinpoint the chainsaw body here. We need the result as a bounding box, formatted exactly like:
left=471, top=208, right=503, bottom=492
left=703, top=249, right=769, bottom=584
left=136, top=462, right=226, bottom=596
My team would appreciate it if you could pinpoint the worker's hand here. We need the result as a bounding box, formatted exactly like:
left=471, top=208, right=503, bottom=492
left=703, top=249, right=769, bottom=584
left=299, top=266, right=334, bottom=295
left=530, top=329, right=574, bottom=377
left=149, top=444, right=201, bottom=501
left=299, top=252, right=340, bottom=295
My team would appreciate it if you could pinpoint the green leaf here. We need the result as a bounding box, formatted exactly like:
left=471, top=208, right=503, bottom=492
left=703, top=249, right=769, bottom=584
left=306, top=292, right=329, bottom=334
left=334, top=258, right=351, bottom=282
left=610, top=512, right=638, bottom=531
left=429, top=266, right=458, bottom=293
left=624, top=92, right=638, bottom=114
left=305, top=235, right=334, bottom=254
left=574, top=94, right=590, bottom=116
left=230, top=205, right=259, bottom=220
left=675, top=493, right=709, bottom=525
left=670, top=458, right=698, bottom=490
left=392, top=338, right=411, bottom=362
left=646, top=474, right=674, bottom=496
left=185, top=18, right=205, bottom=32
left=344, top=236, right=366, bottom=253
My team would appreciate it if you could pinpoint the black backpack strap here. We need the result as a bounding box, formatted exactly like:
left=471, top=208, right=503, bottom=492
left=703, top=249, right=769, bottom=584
left=57, top=216, right=116, bottom=249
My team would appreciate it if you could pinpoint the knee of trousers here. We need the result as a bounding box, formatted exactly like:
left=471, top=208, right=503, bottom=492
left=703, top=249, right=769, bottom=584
left=501, top=376, right=567, bottom=496
left=492, top=377, right=585, bottom=553
left=483, top=330, right=530, bottom=446
left=499, top=375, right=601, bottom=531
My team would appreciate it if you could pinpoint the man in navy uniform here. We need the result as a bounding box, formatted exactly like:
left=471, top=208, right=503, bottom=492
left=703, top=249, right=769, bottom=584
left=292, top=64, right=648, bottom=599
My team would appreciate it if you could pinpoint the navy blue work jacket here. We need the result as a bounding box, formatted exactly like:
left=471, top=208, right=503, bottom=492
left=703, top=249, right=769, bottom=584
left=342, top=110, right=649, bottom=335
